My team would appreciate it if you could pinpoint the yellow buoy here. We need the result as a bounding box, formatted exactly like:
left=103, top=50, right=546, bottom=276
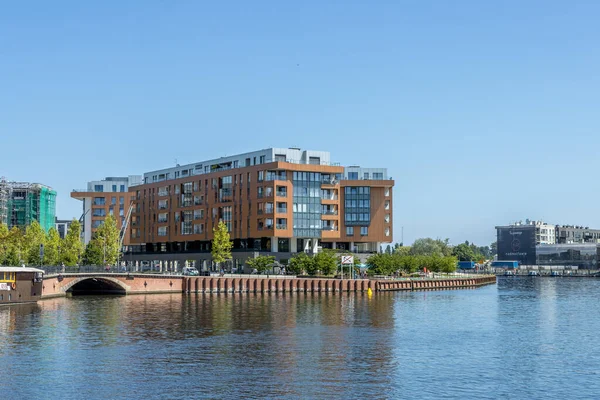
left=367, top=287, right=373, bottom=297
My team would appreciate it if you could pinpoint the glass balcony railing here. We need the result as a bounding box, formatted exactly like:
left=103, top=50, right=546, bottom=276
left=276, top=224, right=287, bottom=229
left=322, top=210, right=338, bottom=215
left=276, top=208, right=287, bottom=214
left=322, top=226, right=338, bottom=231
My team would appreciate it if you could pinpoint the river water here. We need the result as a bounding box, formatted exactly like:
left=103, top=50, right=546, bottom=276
left=2, top=277, right=600, bottom=399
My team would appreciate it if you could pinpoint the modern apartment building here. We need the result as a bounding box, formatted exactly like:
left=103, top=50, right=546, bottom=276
left=123, top=148, right=393, bottom=271
left=0, top=178, right=57, bottom=232
left=71, top=176, right=142, bottom=244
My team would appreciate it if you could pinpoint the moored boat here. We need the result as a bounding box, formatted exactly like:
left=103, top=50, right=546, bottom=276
left=0, top=267, right=44, bottom=305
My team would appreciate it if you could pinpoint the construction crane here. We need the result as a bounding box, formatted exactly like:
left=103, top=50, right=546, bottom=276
left=116, top=201, right=135, bottom=270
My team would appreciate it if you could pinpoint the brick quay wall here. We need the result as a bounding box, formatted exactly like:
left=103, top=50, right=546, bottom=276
left=41, top=274, right=496, bottom=298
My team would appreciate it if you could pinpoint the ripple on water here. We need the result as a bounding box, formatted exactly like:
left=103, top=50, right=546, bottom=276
left=3, top=279, right=600, bottom=399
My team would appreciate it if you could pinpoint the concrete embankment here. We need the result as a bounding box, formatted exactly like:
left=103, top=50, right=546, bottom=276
left=182, top=275, right=496, bottom=294
left=375, top=275, right=497, bottom=292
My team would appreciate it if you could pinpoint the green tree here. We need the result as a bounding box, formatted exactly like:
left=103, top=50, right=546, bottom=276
left=246, top=255, right=275, bottom=274
left=366, top=253, right=395, bottom=276
left=211, top=220, right=233, bottom=270
left=23, top=220, right=45, bottom=265
left=394, top=246, right=411, bottom=256
left=44, top=228, right=61, bottom=265
left=314, top=249, right=337, bottom=276
left=83, top=232, right=104, bottom=265
left=452, top=242, right=476, bottom=261
left=61, top=219, right=83, bottom=266
left=0, top=223, right=9, bottom=265
left=385, top=245, right=392, bottom=254
left=83, top=215, right=120, bottom=265
left=410, top=238, right=445, bottom=256
left=439, top=256, right=458, bottom=273
left=4, top=227, right=23, bottom=266
left=490, top=241, right=497, bottom=257
left=288, top=252, right=314, bottom=275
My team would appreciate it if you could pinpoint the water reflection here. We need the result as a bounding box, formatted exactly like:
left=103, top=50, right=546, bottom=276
left=3, top=281, right=600, bottom=399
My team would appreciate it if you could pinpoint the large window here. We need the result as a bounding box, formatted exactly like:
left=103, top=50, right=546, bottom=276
left=93, top=197, right=105, bottom=206
left=360, top=226, right=368, bottom=236
left=344, top=187, right=371, bottom=226
left=94, top=185, right=103, bottom=192
left=158, top=186, right=169, bottom=196
left=348, top=172, right=358, bottom=180
left=92, top=208, right=106, bottom=217
left=292, top=171, right=323, bottom=237
left=346, top=227, right=354, bottom=236
left=182, top=211, right=193, bottom=235
left=158, top=227, right=167, bottom=236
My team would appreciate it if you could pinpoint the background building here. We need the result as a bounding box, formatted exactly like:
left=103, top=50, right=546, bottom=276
left=71, top=176, right=142, bottom=244
left=55, top=218, right=72, bottom=239
left=120, top=147, right=393, bottom=271
left=0, top=177, right=57, bottom=232
left=496, top=219, right=600, bottom=268
left=555, top=225, right=600, bottom=244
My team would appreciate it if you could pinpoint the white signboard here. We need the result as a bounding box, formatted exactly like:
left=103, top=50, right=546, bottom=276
left=0, top=283, right=11, bottom=291
left=341, top=255, right=354, bottom=265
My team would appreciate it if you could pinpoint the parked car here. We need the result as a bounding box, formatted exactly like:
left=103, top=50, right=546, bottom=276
left=182, top=267, right=199, bottom=276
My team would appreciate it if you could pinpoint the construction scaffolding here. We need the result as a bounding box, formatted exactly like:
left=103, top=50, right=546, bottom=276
left=0, top=177, right=8, bottom=226
left=0, top=180, right=57, bottom=232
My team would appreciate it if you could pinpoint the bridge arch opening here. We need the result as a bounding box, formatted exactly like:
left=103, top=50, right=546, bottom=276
left=67, top=278, right=126, bottom=296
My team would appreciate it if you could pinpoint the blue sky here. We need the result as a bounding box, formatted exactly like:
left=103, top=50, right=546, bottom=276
left=1, top=1, right=599, bottom=247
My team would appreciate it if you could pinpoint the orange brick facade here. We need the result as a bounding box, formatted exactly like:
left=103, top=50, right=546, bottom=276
left=127, top=161, right=393, bottom=257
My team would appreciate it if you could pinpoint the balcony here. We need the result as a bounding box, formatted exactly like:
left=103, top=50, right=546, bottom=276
left=321, top=226, right=340, bottom=239
left=276, top=207, right=287, bottom=214
left=322, top=210, right=338, bottom=215
left=276, top=224, right=288, bottom=230
left=276, top=191, right=287, bottom=198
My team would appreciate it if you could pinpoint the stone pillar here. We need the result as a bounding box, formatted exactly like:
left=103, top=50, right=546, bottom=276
left=271, top=237, right=278, bottom=253
left=312, top=239, right=319, bottom=254
left=290, top=239, right=298, bottom=253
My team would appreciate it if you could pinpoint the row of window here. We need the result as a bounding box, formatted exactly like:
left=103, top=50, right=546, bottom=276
left=93, top=197, right=126, bottom=206
left=346, top=226, right=369, bottom=236
left=94, top=184, right=126, bottom=193
left=0, top=272, right=16, bottom=282
left=347, top=172, right=384, bottom=180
